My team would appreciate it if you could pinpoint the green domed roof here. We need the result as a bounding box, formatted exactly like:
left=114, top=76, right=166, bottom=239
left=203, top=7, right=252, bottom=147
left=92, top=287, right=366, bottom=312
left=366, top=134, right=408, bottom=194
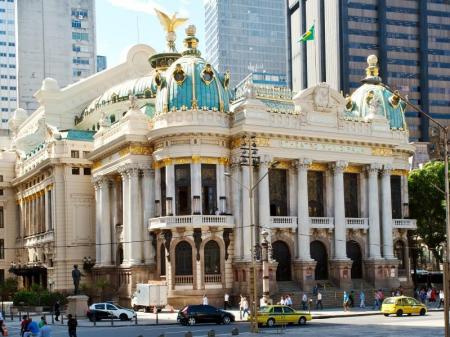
left=155, top=25, right=231, bottom=114
left=345, top=55, right=407, bottom=130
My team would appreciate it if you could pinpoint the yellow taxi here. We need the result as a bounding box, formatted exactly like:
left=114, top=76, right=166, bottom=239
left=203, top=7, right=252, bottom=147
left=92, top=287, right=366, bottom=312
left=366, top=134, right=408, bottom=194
left=381, top=296, right=427, bottom=317
left=249, top=305, right=312, bottom=327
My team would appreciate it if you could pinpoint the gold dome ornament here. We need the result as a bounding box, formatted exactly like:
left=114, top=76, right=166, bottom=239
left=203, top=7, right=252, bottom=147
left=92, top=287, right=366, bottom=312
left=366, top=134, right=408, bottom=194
left=154, top=9, right=188, bottom=52
left=362, top=54, right=381, bottom=84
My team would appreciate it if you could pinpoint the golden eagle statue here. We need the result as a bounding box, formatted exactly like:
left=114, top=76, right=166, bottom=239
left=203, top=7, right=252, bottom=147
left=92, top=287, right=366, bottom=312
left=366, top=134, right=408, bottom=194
left=154, top=9, right=188, bottom=33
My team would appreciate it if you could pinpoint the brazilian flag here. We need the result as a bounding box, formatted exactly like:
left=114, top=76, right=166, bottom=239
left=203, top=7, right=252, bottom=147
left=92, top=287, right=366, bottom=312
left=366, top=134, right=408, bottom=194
left=299, top=24, right=315, bottom=42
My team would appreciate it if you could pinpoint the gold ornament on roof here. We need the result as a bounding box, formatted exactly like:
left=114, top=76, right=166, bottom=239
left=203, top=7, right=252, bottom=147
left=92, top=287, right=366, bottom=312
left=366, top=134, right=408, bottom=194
left=154, top=9, right=188, bottom=52
left=365, top=54, right=379, bottom=78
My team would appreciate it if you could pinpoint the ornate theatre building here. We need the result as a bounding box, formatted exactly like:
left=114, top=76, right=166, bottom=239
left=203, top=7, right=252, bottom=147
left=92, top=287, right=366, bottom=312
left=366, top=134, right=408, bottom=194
left=1, top=20, right=416, bottom=306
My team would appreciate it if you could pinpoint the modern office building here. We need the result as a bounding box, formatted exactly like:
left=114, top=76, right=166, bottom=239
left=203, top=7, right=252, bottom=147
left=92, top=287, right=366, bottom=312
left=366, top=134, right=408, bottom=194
left=16, top=0, right=97, bottom=114
left=287, top=0, right=450, bottom=142
left=0, top=0, right=17, bottom=130
left=205, top=0, right=288, bottom=88
left=97, top=55, right=107, bottom=72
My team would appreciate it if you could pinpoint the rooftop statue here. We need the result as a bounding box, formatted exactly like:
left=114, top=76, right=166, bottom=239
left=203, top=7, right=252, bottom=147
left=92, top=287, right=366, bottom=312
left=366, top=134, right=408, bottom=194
left=154, top=9, right=188, bottom=52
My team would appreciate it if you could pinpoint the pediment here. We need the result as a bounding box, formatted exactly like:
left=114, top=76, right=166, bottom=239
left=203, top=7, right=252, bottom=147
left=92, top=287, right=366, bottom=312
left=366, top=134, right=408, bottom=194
left=293, top=83, right=346, bottom=114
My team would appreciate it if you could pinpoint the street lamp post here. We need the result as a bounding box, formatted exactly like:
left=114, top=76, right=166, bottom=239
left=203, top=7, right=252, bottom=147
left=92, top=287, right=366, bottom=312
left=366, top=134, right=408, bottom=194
left=261, top=230, right=271, bottom=305
left=381, top=84, right=450, bottom=337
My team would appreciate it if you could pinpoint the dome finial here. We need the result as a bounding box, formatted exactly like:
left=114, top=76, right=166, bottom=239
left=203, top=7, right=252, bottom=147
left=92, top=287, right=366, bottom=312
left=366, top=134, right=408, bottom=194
left=154, top=9, right=188, bottom=52
left=362, top=54, right=381, bottom=84
left=182, top=24, right=201, bottom=57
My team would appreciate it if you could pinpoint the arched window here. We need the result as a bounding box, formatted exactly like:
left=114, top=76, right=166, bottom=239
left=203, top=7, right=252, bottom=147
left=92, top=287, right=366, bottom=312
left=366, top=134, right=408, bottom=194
left=204, top=240, right=220, bottom=274
left=160, top=244, right=166, bottom=276
left=175, top=241, right=192, bottom=275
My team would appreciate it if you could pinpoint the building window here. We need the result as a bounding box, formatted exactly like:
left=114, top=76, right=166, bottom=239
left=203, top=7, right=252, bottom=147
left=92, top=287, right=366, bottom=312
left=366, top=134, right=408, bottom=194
left=83, top=151, right=89, bottom=158
left=175, top=164, right=191, bottom=215
left=160, top=167, right=166, bottom=216
left=72, top=32, right=89, bottom=41
left=391, top=176, right=402, bottom=218
left=344, top=173, right=359, bottom=218
left=84, top=168, right=91, bottom=175
left=175, top=241, right=192, bottom=276
left=0, top=206, right=3, bottom=228
left=0, top=269, right=4, bottom=283
left=72, top=19, right=81, bottom=28
left=72, top=167, right=80, bottom=175
left=204, top=240, right=220, bottom=274
left=269, top=169, right=288, bottom=216
left=0, top=239, right=4, bottom=259
left=0, top=189, right=3, bottom=196
left=201, top=164, right=216, bottom=215
left=308, top=171, right=324, bottom=217
left=0, top=175, right=2, bottom=182
left=71, top=150, right=79, bottom=158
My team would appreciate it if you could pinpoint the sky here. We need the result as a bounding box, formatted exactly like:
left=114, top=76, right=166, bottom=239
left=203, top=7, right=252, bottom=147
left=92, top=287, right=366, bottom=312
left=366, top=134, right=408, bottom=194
left=96, top=0, right=206, bottom=68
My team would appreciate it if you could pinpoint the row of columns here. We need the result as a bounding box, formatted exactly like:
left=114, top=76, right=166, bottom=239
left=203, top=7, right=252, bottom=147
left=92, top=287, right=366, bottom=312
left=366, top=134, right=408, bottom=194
left=94, top=165, right=155, bottom=267
left=234, top=159, right=395, bottom=262
left=21, top=189, right=52, bottom=237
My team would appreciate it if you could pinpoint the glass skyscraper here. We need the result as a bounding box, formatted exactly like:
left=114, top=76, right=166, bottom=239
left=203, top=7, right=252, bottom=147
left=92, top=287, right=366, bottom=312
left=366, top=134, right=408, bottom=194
left=288, top=0, right=450, bottom=142
left=205, top=0, right=288, bottom=88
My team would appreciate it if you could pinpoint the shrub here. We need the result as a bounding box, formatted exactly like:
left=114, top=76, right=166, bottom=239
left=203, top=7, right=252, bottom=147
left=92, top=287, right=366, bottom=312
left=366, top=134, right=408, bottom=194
left=13, top=290, right=67, bottom=307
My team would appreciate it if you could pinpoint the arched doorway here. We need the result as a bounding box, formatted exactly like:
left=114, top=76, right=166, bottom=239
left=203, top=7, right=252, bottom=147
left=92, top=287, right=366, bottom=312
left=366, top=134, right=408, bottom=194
left=175, top=241, right=193, bottom=276
left=310, top=241, right=328, bottom=280
left=272, top=241, right=291, bottom=281
left=346, top=240, right=362, bottom=279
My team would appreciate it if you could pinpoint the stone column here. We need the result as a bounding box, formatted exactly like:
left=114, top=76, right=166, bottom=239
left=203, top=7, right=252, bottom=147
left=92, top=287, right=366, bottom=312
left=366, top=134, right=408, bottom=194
left=119, top=168, right=130, bottom=266
left=154, top=167, right=161, bottom=217
left=142, top=167, right=155, bottom=264
left=128, top=167, right=143, bottom=265
left=381, top=165, right=394, bottom=259
left=258, top=159, right=270, bottom=238
left=40, top=193, right=45, bottom=232
left=231, top=161, right=242, bottom=260
left=165, top=162, right=175, bottom=216
left=191, top=158, right=202, bottom=214
left=367, top=164, right=382, bottom=259
left=332, top=161, right=348, bottom=260
left=44, top=190, right=49, bottom=232
left=100, top=179, right=112, bottom=266
left=241, top=165, right=251, bottom=261
left=94, top=180, right=102, bottom=265
left=297, top=159, right=312, bottom=260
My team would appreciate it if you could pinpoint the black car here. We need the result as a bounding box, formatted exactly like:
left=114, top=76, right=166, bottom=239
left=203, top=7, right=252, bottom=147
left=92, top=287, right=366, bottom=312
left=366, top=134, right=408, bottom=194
left=177, top=305, right=235, bottom=326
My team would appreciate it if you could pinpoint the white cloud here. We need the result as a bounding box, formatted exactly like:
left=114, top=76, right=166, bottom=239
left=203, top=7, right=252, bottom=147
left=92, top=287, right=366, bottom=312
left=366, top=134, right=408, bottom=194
left=107, top=0, right=167, bottom=15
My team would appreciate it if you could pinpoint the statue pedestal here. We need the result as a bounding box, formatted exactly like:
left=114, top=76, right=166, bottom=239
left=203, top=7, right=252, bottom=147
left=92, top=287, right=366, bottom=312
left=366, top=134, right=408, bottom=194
left=67, top=295, right=89, bottom=318
left=329, top=259, right=353, bottom=289
left=292, top=260, right=317, bottom=291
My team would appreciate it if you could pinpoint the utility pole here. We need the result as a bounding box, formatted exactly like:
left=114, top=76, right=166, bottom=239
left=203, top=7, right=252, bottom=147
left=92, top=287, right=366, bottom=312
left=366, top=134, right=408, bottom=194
left=381, top=84, right=450, bottom=337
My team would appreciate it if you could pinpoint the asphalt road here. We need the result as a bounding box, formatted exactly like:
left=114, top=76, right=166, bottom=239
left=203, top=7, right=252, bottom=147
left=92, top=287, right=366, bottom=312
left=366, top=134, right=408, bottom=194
left=5, top=311, right=444, bottom=337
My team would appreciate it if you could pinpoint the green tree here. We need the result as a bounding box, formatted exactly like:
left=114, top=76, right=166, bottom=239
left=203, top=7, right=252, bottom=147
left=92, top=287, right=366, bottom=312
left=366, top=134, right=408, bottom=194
left=408, top=161, right=446, bottom=270
left=0, top=278, right=18, bottom=313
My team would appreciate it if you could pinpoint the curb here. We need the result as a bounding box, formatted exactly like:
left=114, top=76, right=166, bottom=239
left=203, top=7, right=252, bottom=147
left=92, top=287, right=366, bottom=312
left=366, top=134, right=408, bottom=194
left=312, top=312, right=383, bottom=319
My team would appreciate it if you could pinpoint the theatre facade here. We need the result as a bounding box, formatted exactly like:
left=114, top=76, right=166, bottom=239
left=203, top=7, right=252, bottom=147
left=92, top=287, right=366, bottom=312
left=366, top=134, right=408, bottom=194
left=2, top=23, right=415, bottom=306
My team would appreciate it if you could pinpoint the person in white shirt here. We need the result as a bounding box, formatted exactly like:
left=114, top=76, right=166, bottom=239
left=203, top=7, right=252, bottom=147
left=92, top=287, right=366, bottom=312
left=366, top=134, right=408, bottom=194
left=438, top=290, right=445, bottom=309
left=224, top=293, right=230, bottom=310
left=285, top=294, right=293, bottom=306
left=302, top=293, right=308, bottom=310
left=316, top=291, right=323, bottom=310
left=260, top=296, right=267, bottom=308
left=202, top=294, right=208, bottom=305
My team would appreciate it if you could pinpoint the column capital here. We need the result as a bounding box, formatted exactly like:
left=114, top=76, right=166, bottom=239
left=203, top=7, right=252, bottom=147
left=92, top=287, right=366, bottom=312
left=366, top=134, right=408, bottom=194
left=295, top=158, right=312, bottom=170
left=259, top=155, right=274, bottom=168
left=382, top=164, right=393, bottom=176
left=330, top=161, right=348, bottom=175
left=366, top=163, right=382, bottom=175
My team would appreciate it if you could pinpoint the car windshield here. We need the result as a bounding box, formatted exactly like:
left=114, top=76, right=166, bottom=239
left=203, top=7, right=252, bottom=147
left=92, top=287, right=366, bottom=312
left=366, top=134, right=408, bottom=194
left=383, top=298, right=396, bottom=304
left=259, top=307, right=272, bottom=313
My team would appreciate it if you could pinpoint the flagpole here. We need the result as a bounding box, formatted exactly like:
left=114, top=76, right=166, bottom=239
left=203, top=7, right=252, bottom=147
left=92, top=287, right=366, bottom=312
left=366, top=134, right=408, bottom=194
left=313, top=19, right=318, bottom=85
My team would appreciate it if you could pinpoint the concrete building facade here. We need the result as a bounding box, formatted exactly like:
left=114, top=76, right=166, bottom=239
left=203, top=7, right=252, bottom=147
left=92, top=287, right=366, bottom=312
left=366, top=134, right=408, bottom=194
left=287, top=0, right=450, bottom=143
left=16, top=0, right=97, bottom=114
left=205, top=0, right=288, bottom=88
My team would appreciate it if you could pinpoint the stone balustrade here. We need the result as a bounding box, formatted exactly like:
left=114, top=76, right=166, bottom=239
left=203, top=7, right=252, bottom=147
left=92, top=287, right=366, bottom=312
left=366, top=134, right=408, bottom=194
left=393, top=219, right=417, bottom=229
left=149, top=215, right=234, bottom=230
left=24, top=230, right=54, bottom=248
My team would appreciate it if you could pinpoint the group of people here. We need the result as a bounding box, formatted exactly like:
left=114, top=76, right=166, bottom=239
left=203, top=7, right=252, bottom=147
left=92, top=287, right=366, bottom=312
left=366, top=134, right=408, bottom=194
left=20, top=314, right=78, bottom=337
left=417, top=287, right=444, bottom=308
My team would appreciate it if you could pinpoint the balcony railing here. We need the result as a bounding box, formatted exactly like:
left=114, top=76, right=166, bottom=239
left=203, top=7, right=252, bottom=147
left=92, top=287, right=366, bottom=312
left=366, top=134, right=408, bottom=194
left=310, top=217, right=334, bottom=229
left=204, top=274, right=222, bottom=283
left=345, top=218, right=369, bottom=230
left=393, top=219, right=417, bottom=229
left=24, top=231, right=54, bottom=248
left=269, top=216, right=297, bottom=229
left=149, top=215, right=234, bottom=230
left=174, top=275, right=193, bottom=285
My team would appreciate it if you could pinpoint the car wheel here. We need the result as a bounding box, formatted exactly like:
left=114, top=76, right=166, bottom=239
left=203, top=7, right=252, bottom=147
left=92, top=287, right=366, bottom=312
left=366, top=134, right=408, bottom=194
left=267, top=318, right=275, bottom=327
left=396, top=309, right=403, bottom=317
left=188, top=317, right=196, bottom=326
left=119, top=313, right=128, bottom=321
left=222, top=316, right=231, bottom=325
left=384, top=314, right=389, bottom=317
left=420, top=309, right=426, bottom=316
left=298, top=316, right=307, bottom=325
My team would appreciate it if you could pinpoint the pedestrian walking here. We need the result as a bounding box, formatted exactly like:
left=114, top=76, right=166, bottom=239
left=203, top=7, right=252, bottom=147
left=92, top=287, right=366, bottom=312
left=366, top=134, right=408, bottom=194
left=438, top=290, right=445, bottom=309
left=224, top=293, right=229, bottom=310
left=279, top=296, right=285, bottom=305
left=316, top=291, right=323, bottom=310
left=20, top=315, right=31, bottom=337
left=301, top=293, right=308, bottom=310
left=285, top=294, right=293, bottom=307
left=24, top=318, right=39, bottom=337
left=260, top=296, right=268, bottom=308
left=67, top=314, right=77, bottom=337
left=242, top=297, right=250, bottom=318
left=349, top=291, right=355, bottom=308
left=359, top=290, right=365, bottom=308
left=54, top=301, right=61, bottom=322
left=343, top=291, right=350, bottom=312
left=39, top=320, right=52, bottom=337
left=202, top=294, right=208, bottom=305
left=38, top=317, right=46, bottom=329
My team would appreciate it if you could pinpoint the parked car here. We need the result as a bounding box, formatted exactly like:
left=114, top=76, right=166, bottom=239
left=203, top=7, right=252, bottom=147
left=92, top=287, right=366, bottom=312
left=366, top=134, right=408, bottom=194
left=86, top=302, right=136, bottom=321
left=251, top=305, right=312, bottom=327
left=381, top=296, right=427, bottom=317
left=177, top=305, right=235, bottom=326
